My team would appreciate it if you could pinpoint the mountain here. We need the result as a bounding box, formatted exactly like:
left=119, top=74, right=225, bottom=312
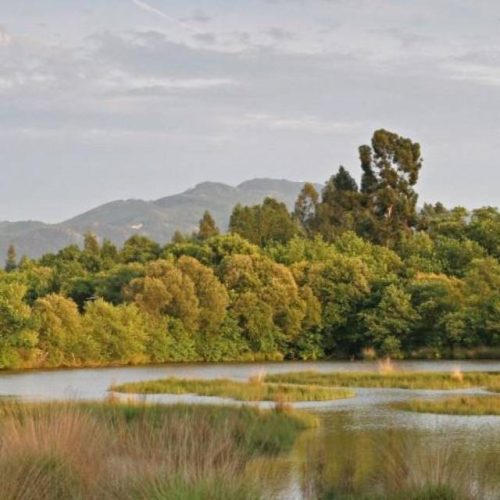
left=0, top=178, right=316, bottom=259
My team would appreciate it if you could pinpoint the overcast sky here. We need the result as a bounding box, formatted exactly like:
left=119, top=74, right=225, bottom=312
left=1, top=0, right=499, bottom=222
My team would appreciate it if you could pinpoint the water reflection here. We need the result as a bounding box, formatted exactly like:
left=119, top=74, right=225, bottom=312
left=275, top=411, right=500, bottom=499
left=0, top=360, right=499, bottom=498
left=0, top=360, right=498, bottom=401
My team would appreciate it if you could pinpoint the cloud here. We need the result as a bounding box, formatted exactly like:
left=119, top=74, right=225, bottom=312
left=264, top=27, right=296, bottom=41
left=100, top=71, right=238, bottom=94
left=446, top=63, right=500, bottom=86
left=183, top=9, right=211, bottom=24
left=0, top=26, right=11, bottom=45
left=131, top=0, right=199, bottom=34
left=235, top=113, right=361, bottom=134
left=193, top=32, right=217, bottom=45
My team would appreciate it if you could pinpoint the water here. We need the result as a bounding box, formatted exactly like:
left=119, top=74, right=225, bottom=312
left=1, top=360, right=499, bottom=498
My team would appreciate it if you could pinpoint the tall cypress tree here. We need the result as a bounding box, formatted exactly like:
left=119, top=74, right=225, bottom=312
left=5, top=244, right=17, bottom=272
left=198, top=210, right=219, bottom=240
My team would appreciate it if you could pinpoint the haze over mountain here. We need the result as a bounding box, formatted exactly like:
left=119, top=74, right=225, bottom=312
left=0, top=178, right=314, bottom=259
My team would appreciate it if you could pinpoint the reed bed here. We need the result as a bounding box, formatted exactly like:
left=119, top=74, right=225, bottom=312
left=0, top=401, right=315, bottom=500
left=391, top=395, right=500, bottom=416
left=111, top=377, right=354, bottom=402
left=265, top=371, right=500, bottom=390
left=301, top=427, right=499, bottom=500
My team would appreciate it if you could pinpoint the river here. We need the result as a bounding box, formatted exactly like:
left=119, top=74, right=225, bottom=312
left=1, top=360, right=499, bottom=498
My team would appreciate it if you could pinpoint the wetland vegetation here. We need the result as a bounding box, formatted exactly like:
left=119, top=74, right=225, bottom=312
left=0, top=400, right=316, bottom=500
left=391, top=395, right=500, bottom=416
left=111, top=377, right=354, bottom=402
left=266, top=370, right=500, bottom=390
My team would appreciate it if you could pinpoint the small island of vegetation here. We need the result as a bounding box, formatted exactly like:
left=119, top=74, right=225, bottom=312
left=265, top=370, right=500, bottom=390
left=111, top=377, right=354, bottom=402
left=391, top=395, right=500, bottom=416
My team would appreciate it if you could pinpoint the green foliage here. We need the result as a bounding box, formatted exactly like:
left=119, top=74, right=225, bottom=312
left=119, top=235, right=161, bottom=263
left=0, top=282, right=37, bottom=368
left=0, top=128, right=497, bottom=369
left=197, top=210, right=219, bottom=240
left=4, top=244, right=17, bottom=272
left=359, top=284, right=419, bottom=358
left=33, top=294, right=82, bottom=366
left=82, top=299, right=149, bottom=364
left=229, top=197, right=301, bottom=246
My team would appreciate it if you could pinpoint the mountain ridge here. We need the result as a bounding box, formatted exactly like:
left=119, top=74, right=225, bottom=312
left=0, top=178, right=317, bottom=259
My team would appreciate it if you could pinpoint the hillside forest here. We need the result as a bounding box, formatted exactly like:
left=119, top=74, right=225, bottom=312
left=1, top=129, right=499, bottom=369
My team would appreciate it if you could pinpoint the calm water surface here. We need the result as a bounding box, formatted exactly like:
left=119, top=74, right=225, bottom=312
left=1, top=360, right=499, bottom=498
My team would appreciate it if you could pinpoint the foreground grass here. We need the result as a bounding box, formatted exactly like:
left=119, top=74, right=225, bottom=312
left=0, top=401, right=316, bottom=499
left=391, top=395, right=500, bottom=416
left=266, top=370, right=500, bottom=390
left=111, top=377, right=354, bottom=402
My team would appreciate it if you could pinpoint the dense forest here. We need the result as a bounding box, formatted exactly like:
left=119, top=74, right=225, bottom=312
left=1, top=129, right=499, bottom=369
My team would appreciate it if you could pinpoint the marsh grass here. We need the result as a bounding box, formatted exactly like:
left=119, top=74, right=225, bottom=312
left=391, top=395, right=500, bottom=416
left=302, top=426, right=498, bottom=500
left=111, top=377, right=354, bottom=402
left=0, top=401, right=315, bottom=499
left=266, top=371, right=500, bottom=390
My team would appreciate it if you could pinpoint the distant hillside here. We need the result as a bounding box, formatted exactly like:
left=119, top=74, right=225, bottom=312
left=0, top=178, right=317, bottom=259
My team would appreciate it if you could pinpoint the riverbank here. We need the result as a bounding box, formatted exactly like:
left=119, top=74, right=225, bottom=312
left=2, top=346, right=499, bottom=373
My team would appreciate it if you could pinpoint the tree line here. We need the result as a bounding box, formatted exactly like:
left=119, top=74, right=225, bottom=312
left=1, top=129, right=498, bottom=369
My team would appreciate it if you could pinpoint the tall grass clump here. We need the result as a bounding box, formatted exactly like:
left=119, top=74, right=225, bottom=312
left=0, top=401, right=315, bottom=499
left=301, top=428, right=498, bottom=500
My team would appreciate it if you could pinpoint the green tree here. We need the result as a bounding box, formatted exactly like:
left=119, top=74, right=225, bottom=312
left=171, top=230, right=186, bottom=244
left=315, top=166, right=361, bottom=240
left=81, top=232, right=102, bottom=273
left=120, top=235, right=161, bottom=263
left=83, top=232, right=100, bottom=257
left=94, top=263, right=144, bottom=305
left=126, top=259, right=200, bottom=333
left=299, top=253, right=371, bottom=356
left=177, top=256, right=229, bottom=337
left=5, top=244, right=17, bottom=272
left=0, top=282, right=36, bottom=368
left=100, top=239, right=118, bottom=268
left=229, top=197, right=300, bottom=246
left=467, top=207, right=500, bottom=258
left=198, top=210, right=219, bottom=240
left=33, top=294, right=83, bottom=366
left=294, top=182, right=319, bottom=236
left=359, top=129, right=423, bottom=246
left=82, top=299, right=149, bottom=364
left=463, top=258, right=500, bottom=347
left=409, top=273, right=466, bottom=353
left=220, top=254, right=306, bottom=356
left=359, top=284, right=419, bottom=357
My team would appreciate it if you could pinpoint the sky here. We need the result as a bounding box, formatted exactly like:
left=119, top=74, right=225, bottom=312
left=0, top=0, right=499, bottom=222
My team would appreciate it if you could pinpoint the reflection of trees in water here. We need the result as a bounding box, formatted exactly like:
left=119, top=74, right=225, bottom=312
left=289, top=412, right=500, bottom=499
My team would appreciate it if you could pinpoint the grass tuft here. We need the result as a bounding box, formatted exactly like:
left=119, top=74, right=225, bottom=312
left=0, top=400, right=315, bottom=499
